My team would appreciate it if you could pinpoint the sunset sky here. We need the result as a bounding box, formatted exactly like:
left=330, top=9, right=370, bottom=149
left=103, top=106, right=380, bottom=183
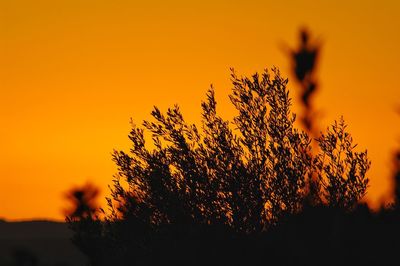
left=1, top=0, right=399, bottom=221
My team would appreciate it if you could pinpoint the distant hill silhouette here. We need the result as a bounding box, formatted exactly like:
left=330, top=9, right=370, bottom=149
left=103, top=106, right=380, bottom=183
left=0, top=220, right=86, bottom=266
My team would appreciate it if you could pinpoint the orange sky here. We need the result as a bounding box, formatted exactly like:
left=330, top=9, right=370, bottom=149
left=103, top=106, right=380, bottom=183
left=1, top=0, right=399, bottom=221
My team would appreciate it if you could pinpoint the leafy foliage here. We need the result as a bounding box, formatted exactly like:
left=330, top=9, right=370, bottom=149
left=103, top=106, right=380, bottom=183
left=314, top=118, right=370, bottom=209
left=68, top=68, right=370, bottom=265
left=110, top=68, right=317, bottom=233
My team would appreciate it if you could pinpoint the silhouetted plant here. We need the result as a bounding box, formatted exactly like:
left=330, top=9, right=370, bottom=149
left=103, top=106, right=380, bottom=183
left=314, top=118, right=370, bottom=209
left=110, top=68, right=314, bottom=233
left=229, top=69, right=313, bottom=225
left=69, top=68, right=370, bottom=265
left=393, top=151, right=400, bottom=207
left=288, top=28, right=321, bottom=136
left=64, top=183, right=100, bottom=220
left=65, top=183, right=110, bottom=266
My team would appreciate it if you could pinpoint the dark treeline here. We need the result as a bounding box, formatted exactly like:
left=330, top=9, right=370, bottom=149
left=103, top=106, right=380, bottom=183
left=69, top=202, right=400, bottom=266
left=70, top=206, right=400, bottom=266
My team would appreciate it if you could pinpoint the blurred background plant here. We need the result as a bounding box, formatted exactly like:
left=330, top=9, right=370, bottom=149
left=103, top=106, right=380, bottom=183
left=286, top=27, right=321, bottom=138
left=64, top=182, right=100, bottom=221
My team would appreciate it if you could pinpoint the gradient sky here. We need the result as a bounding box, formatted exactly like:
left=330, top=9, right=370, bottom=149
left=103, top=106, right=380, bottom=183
left=1, top=0, right=399, bottom=221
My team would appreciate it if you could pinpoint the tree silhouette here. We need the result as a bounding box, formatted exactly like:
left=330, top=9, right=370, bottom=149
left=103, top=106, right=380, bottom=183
left=69, top=68, right=370, bottom=265
left=65, top=183, right=110, bottom=266
left=64, top=183, right=99, bottom=220
left=287, top=28, right=321, bottom=136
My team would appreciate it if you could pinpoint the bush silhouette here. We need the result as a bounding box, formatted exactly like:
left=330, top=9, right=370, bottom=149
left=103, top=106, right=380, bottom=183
left=68, top=68, right=371, bottom=265
left=315, top=118, right=370, bottom=209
